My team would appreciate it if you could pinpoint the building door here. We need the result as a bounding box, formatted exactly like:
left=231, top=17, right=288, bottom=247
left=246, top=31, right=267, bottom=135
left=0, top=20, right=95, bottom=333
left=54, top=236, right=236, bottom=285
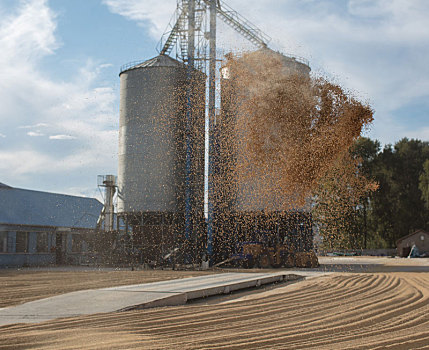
left=55, top=233, right=64, bottom=264
left=402, top=247, right=411, bottom=257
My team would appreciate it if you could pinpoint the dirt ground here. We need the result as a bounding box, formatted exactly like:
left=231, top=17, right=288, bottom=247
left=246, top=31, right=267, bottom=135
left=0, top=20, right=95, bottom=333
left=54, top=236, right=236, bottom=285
left=1, top=257, right=429, bottom=349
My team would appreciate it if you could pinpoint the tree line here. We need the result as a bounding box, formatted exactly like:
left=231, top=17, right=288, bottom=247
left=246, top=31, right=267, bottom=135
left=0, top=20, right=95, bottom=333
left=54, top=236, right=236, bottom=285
left=313, top=137, right=429, bottom=249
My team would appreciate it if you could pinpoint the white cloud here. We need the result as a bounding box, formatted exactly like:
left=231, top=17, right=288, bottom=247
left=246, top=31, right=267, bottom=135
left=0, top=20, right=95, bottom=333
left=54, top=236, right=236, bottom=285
left=102, top=0, right=175, bottom=38
left=27, top=131, right=44, bottom=137
left=99, top=63, right=113, bottom=69
left=49, top=134, right=76, bottom=140
left=19, top=123, right=50, bottom=129
left=0, top=133, right=6, bottom=138
left=406, top=127, right=429, bottom=143
left=0, top=147, right=99, bottom=176
left=0, top=0, right=58, bottom=64
left=0, top=150, right=53, bottom=176
left=0, top=0, right=118, bottom=195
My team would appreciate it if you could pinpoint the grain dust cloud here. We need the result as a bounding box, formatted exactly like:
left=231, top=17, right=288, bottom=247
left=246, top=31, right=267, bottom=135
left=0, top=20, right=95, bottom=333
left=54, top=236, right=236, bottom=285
left=221, top=49, right=374, bottom=211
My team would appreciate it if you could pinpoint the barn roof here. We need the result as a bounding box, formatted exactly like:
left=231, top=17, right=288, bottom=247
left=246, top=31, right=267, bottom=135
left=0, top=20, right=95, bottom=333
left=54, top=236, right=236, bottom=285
left=396, top=229, right=429, bottom=245
left=0, top=183, right=102, bottom=229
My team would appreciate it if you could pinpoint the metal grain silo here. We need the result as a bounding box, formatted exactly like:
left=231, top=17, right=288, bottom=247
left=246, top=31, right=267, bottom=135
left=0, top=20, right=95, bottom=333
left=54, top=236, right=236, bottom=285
left=118, top=55, right=205, bottom=262
left=211, top=49, right=313, bottom=262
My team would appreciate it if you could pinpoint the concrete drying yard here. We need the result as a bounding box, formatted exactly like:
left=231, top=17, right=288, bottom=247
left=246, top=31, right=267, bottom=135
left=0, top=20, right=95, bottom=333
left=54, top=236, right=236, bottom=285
left=0, top=272, right=315, bottom=326
left=1, top=257, right=429, bottom=349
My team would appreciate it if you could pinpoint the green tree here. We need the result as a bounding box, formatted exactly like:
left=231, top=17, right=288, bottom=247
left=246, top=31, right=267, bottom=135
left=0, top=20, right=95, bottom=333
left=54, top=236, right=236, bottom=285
left=312, top=140, right=379, bottom=250
left=350, top=137, right=381, bottom=248
left=313, top=137, right=429, bottom=250
left=419, top=159, right=429, bottom=209
left=370, top=138, right=429, bottom=247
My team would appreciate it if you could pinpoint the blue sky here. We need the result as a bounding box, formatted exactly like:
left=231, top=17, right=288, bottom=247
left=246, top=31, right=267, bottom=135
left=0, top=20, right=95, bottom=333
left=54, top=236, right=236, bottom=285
left=0, top=0, right=428, bottom=199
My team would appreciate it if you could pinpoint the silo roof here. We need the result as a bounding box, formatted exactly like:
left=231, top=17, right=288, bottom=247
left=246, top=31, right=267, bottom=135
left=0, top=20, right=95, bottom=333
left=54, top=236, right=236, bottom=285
left=256, top=48, right=310, bottom=69
left=135, top=55, right=185, bottom=68
left=120, top=55, right=185, bottom=74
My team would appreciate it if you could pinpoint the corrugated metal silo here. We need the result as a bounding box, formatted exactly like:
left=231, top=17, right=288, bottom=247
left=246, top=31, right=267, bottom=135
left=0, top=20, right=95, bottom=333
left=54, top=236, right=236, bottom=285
left=118, top=55, right=205, bottom=262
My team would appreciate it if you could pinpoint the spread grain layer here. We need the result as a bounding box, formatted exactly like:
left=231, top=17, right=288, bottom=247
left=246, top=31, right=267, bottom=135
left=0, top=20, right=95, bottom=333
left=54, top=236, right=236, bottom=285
left=1, top=271, right=428, bottom=349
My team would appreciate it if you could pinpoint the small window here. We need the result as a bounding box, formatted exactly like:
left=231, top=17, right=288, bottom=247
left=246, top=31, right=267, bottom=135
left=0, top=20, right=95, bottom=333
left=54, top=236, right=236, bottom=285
left=0, top=232, right=7, bottom=253
left=51, top=234, right=56, bottom=249
left=16, top=232, right=29, bottom=253
left=71, top=234, right=82, bottom=253
left=36, top=232, right=49, bottom=253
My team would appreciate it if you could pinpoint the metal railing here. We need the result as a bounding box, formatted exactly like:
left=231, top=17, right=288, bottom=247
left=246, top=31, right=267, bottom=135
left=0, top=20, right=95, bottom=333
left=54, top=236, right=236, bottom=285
left=281, top=52, right=310, bottom=67
left=119, top=60, right=146, bottom=74
left=210, top=0, right=271, bottom=49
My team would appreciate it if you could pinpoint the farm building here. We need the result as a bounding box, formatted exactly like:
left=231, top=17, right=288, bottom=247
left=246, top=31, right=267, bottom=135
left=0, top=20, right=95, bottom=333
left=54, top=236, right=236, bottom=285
left=0, top=182, right=102, bottom=267
left=396, top=229, right=429, bottom=257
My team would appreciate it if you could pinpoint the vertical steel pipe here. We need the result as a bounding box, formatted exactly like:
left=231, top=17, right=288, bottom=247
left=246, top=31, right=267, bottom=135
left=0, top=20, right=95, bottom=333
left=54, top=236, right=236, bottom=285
left=207, top=0, right=217, bottom=260
left=185, top=0, right=196, bottom=250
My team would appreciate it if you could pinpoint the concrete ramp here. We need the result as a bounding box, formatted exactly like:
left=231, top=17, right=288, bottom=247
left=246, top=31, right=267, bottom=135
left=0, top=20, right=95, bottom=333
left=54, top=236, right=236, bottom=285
left=0, top=272, right=310, bottom=326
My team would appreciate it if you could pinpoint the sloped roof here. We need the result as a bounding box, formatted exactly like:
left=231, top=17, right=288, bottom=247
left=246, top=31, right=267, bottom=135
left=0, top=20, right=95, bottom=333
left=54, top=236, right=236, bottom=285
left=120, top=55, right=185, bottom=75
left=396, top=229, right=429, bottom=244
left=133, top=55, right=185, bottom=69
left=0, top=184, right=103, bottom=229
